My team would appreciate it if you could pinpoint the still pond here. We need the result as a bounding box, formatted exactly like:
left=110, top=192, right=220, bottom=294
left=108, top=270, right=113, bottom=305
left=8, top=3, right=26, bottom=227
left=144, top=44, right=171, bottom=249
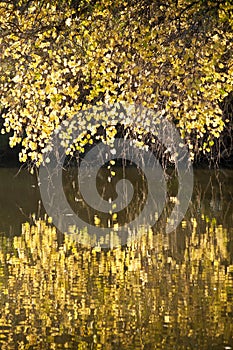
left=0, top=167, right=232, bottom=349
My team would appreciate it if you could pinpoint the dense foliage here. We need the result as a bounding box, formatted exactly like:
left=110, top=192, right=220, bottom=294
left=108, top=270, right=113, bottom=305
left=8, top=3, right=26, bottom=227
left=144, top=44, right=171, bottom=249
left=0, top=0, right=233, bottom=166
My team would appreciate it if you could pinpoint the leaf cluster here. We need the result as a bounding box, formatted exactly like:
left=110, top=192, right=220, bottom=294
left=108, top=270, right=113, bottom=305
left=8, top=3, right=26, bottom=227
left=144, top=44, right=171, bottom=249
left=0, top=0, right=232, bottom=166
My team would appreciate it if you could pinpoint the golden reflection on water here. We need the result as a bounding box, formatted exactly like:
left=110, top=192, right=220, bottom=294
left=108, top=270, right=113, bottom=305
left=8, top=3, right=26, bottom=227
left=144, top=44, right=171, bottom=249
left=0, top=218, right=232, bottom=349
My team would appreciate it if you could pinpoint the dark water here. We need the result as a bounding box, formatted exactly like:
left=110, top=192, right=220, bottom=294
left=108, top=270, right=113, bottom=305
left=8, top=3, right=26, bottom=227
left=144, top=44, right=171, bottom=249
left=0, top=167, right=232, bottom=349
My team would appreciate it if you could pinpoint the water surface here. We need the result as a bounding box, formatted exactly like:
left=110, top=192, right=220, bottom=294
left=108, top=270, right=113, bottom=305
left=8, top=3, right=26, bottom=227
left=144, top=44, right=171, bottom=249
left=0, top=167, right=232, bottom=349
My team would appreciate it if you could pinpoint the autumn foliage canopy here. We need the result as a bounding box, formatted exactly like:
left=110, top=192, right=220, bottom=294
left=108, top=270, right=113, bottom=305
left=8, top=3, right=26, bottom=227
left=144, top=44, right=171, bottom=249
left=0, top=0, right=233, bottom=167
